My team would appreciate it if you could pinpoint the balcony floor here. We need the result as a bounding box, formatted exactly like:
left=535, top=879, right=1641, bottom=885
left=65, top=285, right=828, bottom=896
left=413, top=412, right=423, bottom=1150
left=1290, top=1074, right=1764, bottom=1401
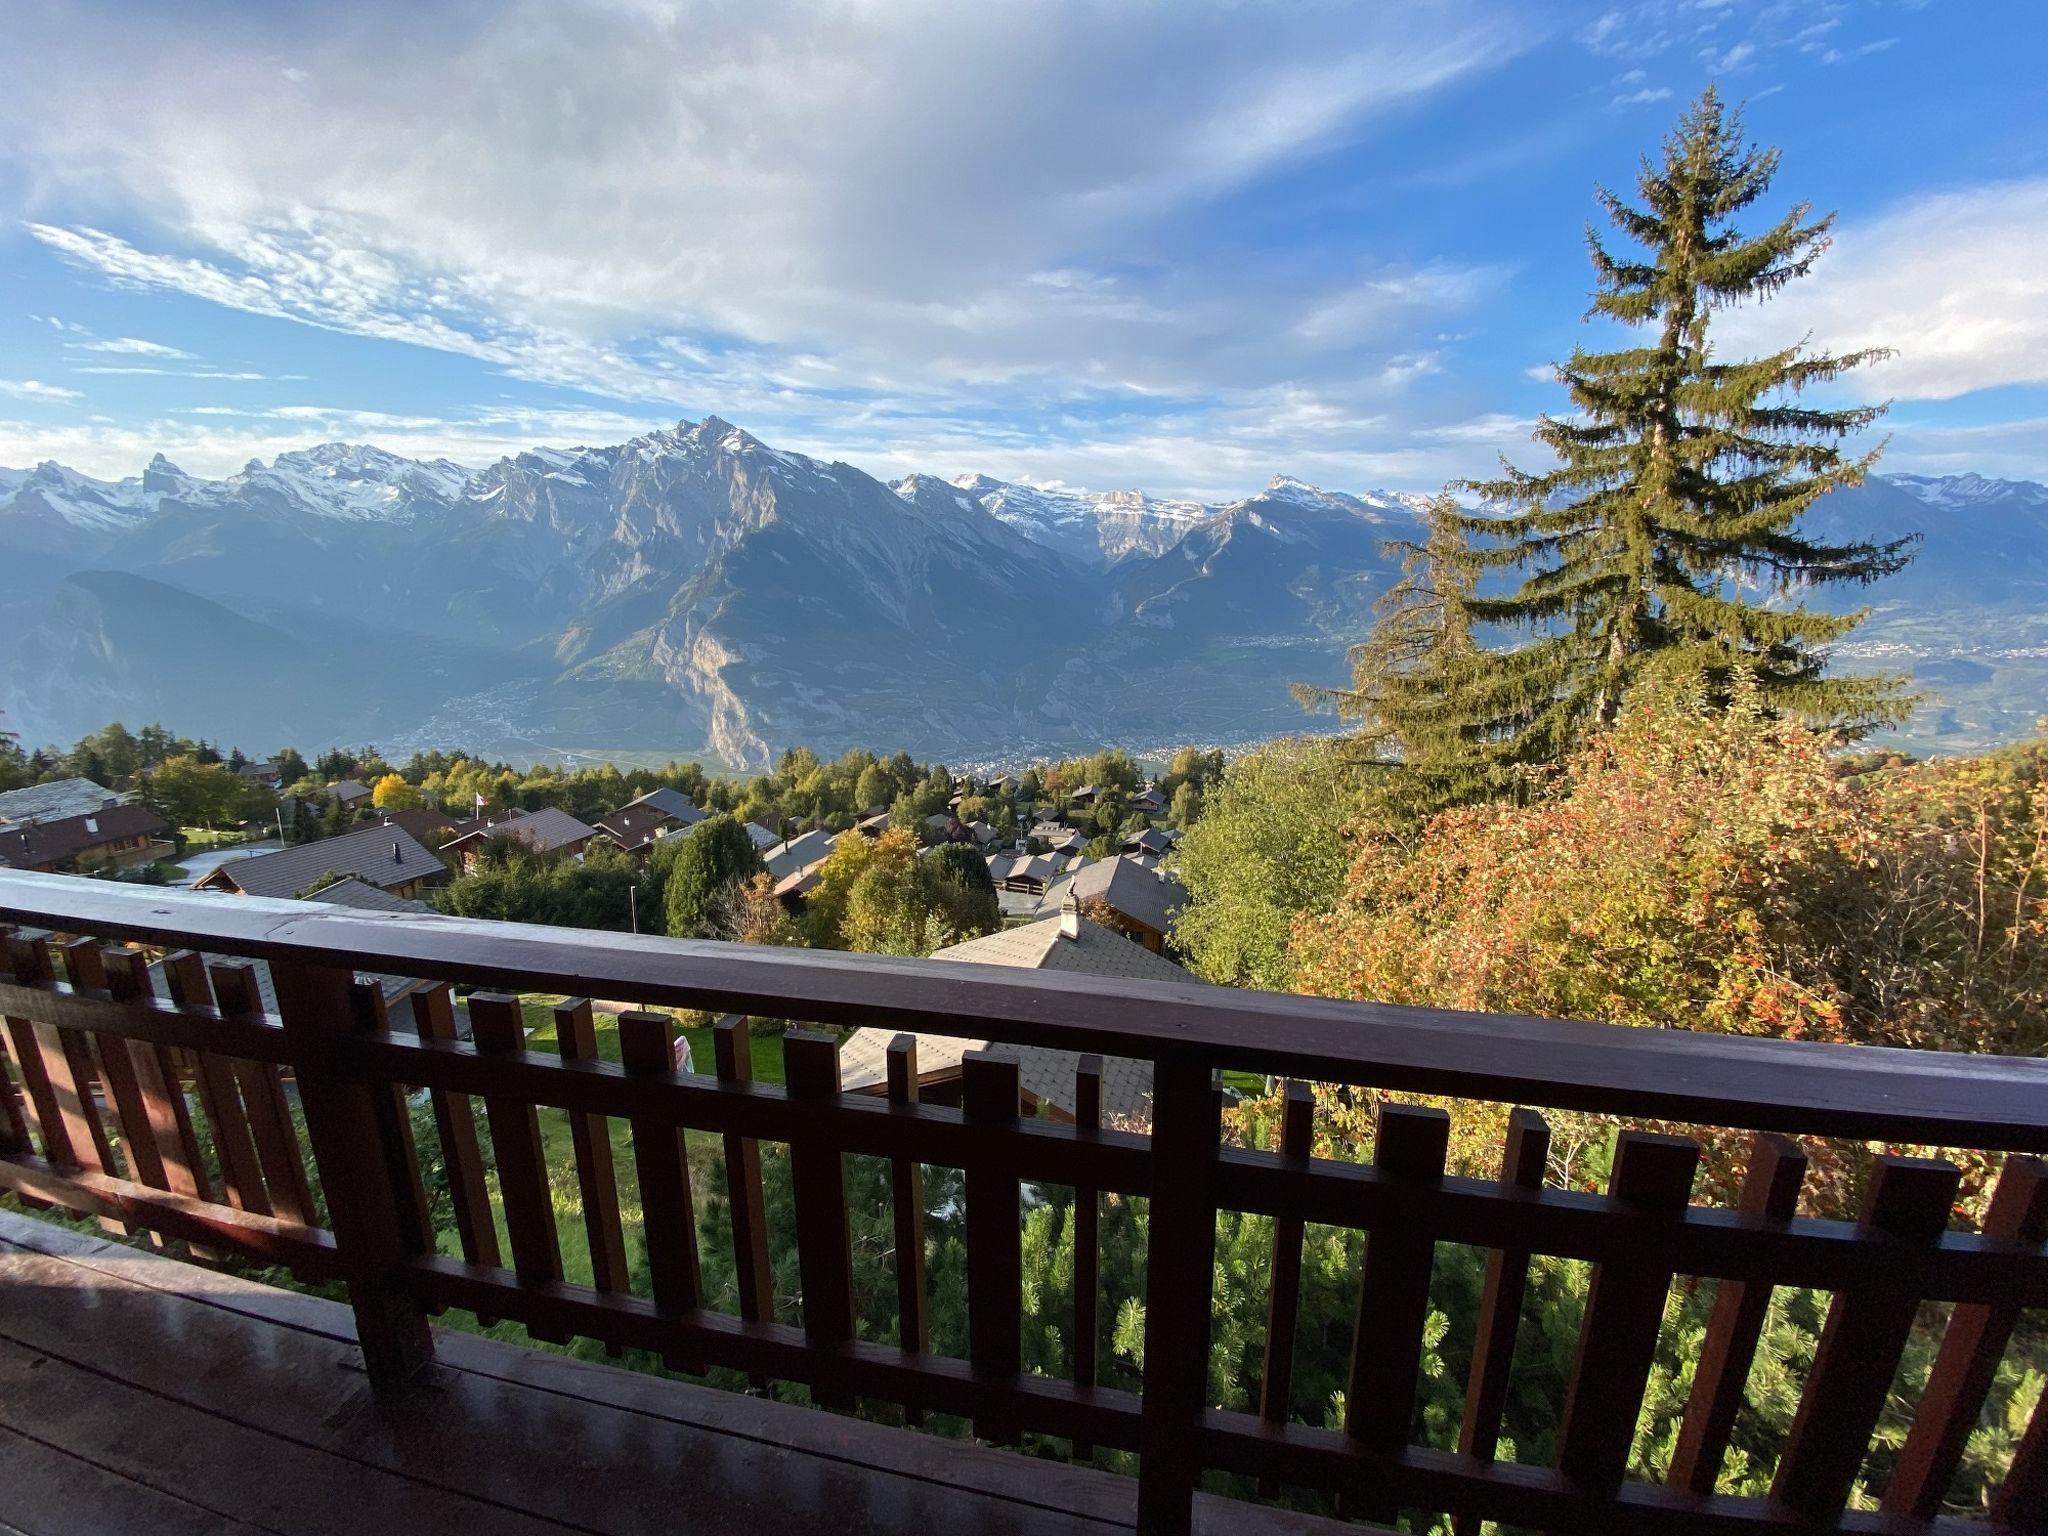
left=0, top=1210, right=1342, bottom=1536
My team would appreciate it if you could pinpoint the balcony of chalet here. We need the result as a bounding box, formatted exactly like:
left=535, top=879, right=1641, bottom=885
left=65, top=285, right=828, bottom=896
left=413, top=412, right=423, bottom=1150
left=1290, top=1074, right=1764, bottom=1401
left=0, top=869, right=2045, bottom=1536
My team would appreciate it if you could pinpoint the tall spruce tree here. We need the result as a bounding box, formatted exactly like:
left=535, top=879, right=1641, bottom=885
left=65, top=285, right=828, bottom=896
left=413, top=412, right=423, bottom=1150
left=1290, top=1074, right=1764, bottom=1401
left=1340, top=89, right=1913, bottom=808
left=1293, top=493, right=1519, bottom=810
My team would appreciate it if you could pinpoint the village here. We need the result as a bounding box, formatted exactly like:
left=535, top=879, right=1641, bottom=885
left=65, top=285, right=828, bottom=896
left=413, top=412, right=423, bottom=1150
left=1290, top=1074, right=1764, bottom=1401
left=0, top=749, right=1202, bottom=1125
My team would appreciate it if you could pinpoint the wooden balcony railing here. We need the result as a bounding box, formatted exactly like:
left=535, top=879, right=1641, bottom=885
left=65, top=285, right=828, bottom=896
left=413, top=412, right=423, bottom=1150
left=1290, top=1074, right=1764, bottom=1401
left=1, top=870, right=2045, bottom=1534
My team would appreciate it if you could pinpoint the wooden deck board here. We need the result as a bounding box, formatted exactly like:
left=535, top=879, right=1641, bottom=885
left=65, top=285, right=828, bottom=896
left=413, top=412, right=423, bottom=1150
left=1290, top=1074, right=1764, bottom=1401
left=0, top=1211, right=1343, bottom=1536
left=0, top=1421, right=277, bottom=1536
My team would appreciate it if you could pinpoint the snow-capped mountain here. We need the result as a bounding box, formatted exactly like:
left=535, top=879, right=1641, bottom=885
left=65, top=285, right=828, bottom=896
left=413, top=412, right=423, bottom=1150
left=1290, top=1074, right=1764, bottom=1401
left=892, top=470, right=1426, bottom=568
left=1, top=425, right=2043, bottom=762
left=230, top=443, right=473, bottom=523
left=1888, top=473, right=2048, bottom=515
left=0, top=442, right=472, bottom=541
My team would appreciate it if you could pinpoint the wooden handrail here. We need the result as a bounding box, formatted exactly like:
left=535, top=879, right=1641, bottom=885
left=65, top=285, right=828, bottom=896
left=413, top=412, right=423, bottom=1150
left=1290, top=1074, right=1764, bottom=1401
left=3, top=871, right=2047, bottom=1536
left=3, top=871, right=2045, bottom=1149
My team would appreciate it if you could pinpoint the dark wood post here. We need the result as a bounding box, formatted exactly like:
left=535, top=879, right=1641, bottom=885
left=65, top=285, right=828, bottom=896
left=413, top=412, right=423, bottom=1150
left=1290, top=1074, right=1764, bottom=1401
left=1137, top=1056, right=1219, bottom=1536
left=1072, top=1053, right=1103, bottom=1461
left=963, top=1049, right=1022, bottom=1446
left=269, top=957, right=433, bottom=1391
left=785, top=1030, right=856, bottom=1411
left=886, top=1033, right=929, bottom=1426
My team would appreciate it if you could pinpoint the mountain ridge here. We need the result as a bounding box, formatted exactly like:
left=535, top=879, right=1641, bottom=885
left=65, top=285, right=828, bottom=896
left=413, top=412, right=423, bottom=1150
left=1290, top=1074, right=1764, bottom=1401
left=3, top=420, right=2044, bottom=764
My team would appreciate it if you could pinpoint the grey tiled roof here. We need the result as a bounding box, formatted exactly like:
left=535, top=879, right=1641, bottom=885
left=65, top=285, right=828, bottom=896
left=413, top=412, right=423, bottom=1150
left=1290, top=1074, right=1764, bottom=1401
left=198, top=822, right=445, bottom=898
left=0, top=778, right=127, bottom=826
left=837, top=915, right=1201, bottom=1126
left=1036, top=855, right=1187, bottom=936
left=301, top=875, right=432, bottom=914
left=764, top=828, right=834, bottom=880
left=626, top=788, right=705, bottom=825
left=448, top=806, right=596, bottom=855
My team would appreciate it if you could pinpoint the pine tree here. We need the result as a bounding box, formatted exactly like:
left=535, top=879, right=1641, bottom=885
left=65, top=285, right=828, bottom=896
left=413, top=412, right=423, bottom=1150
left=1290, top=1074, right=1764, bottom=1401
left=1404, top=88, right=1912, bottom=797
left=1293, top=492, right=1500, bottom=805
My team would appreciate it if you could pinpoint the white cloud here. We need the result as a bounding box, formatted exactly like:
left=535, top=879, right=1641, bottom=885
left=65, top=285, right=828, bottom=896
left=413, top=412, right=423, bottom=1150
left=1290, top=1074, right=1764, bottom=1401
left=75, top=336, right=193, bottom=358
left=1715, top=179, right=2048, bottom=401
left=0, top=378, right=82, bottom=401
left=1610, top=85, right=1674, bottom=107
left=1879, top=414, right=2048, bottom=482
left=0, top=1, right=1520, bottom=417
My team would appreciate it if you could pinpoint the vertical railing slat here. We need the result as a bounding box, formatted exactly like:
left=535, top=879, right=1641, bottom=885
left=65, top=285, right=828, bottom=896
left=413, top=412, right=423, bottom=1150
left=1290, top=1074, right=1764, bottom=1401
left=1258, top=1081, right=1315, bottom=1443
left=1450, top=1106, right=1552, bottom=1536
left=1344, top=1101, right=1451, bottom=1524
left=963, top=1050, right=1023, bottom=1445
left=1557, top=1131, right=1700, bottom=1488
left=208, top=961, right=315, bottom=1224
left=56, top=939, right=123, bottom=1183
left=102, top=949, right=211, bottom=1205
left=620, top=1010, right=704, bottom=1373
left=552, top=998, right=627, bottom=1301
left=1772, top=1155, right=1962, bottom=1519
left=1072, top=1052, right=1104, bottom=1461
left=886, top=1034, right=929, bottom=1426
left=1887, top=1155, right=2048, bottom=1517
left=784, top=1030, right=856, bottom=1410
left=163, top=950, right=268, bottom=1215
left=468, top=991, right=566, bottom=1343
left=1136, top=1056, right=1219, bottom=1536
left=348, top=983, right=436, bottom=1258
left=269, top=957, right=432, bottom=1389
left=0, top=927, right=31, bottom=1155
left=411, top=984, right=503, bottom=1272
left=714, top=1015, right=774, bottom=1386
left=1669, top=1132, right=1808, bottom=1496
left=1996, top=1387, right=2048, bottom=1529
left=7, top=936, right=119, bottom=1231
left=2, top=935, right=72, bottom=1165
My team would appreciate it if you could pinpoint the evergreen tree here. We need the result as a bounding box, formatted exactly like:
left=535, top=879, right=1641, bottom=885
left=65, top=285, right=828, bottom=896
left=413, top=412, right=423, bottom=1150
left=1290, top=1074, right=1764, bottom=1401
left=1349, top=90, right=1912, bottom=807
left=662, top=814, right=764, bottom=938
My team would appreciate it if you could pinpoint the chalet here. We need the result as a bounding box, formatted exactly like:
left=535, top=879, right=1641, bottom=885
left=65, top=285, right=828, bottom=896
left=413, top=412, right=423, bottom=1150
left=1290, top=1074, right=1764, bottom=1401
left=763, top=828, right=835, bottom=883
left=0, top=804, right=173, bottom=873
left=1131, top=786, right=1166, bottom=816
left=743, top=821, right=781, bottom=852
left=237, top=760, right=283, bottom=789
left=923, top=813, right=974, bottom=844
left=327, top=779, right=372, bottom=811
left=0, top=777, right=128, bottom=827
left=1035, top=855, right=1188, bottom=954
left=988, top=850, right=1060, bottom=895
left=836, top=894, right=1202, bottom=1127
left=853, top=811, right=891, bottom=839
left=1066, top=783, right=1099, bottom=808
left=443, top=807, right=598, bottom=870
left=196, top=822, right=446, bottom=899
left=593, top=802, right=682, bottom=858
left=624, top=787, right=706, bottom=827
left=1027, top=818, right=1070, bottom=843
left=1120, top=826, right=1172, bottom=859
left=966, top=819, right=1001, bottom=849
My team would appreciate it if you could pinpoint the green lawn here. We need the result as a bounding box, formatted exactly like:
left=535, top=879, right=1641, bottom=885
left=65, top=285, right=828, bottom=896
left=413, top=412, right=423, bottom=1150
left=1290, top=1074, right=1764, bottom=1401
left=179, top=826, right=260, bottom=849
left=434, top=996, right=784, bottom=1317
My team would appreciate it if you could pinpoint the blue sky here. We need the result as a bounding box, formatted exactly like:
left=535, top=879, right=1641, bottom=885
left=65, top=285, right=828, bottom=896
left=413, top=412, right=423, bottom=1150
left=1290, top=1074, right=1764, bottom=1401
left=0, top=0, right=2042, bottom=497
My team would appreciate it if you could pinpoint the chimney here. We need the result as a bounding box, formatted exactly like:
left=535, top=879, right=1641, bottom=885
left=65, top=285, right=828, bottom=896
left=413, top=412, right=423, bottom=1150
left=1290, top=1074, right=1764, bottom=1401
left=392, top=840, right=402, bottom=863
left=85, top=816, right=98, bottom=834
left=1059, top=886, right=1082, bottom=940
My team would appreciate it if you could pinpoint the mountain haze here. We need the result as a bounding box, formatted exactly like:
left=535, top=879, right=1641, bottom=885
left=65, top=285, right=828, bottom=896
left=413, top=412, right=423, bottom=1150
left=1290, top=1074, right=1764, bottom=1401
left=2, top=419, right=2042, bottom=764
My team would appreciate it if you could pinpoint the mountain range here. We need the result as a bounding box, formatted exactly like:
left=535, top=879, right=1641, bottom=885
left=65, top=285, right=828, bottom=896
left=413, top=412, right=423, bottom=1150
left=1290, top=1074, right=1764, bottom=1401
left=2, top=417, right=2043, bottom=767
